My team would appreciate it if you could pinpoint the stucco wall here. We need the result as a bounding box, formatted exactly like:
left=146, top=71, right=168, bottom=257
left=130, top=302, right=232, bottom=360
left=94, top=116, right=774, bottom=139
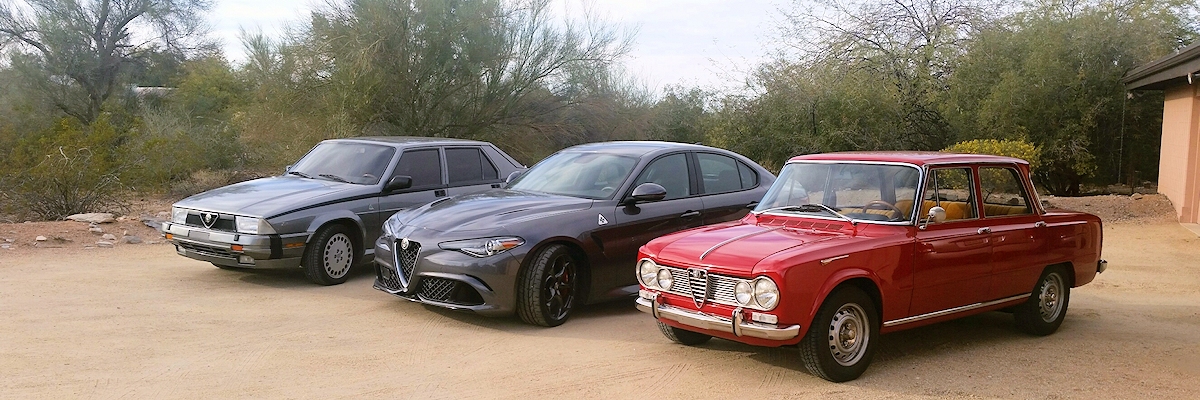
left=1158, top=84, right=1200, bottom=222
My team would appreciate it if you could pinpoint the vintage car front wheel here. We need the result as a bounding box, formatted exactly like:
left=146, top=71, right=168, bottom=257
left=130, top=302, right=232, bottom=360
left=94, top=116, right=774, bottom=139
left=302, top=224, right=356, bottom=286
left=1014, top=266, right=1071, bottom=336
left=799, top=286, right=879, bottom=382
left=516, top=244, right=578, bottom=327
left=657, top=321, right=712, bottom=345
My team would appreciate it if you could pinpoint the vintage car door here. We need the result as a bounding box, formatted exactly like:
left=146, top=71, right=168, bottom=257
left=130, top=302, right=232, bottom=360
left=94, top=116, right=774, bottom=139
left=693, top=152, right=763, bottom=224
left=374, top=147, right=446, bottom=241
left=911, top=166, right=994, bottom=316
left=592, top=152, right=705, bottom=296
left=977, top=165, right=1049, bottom=300
left=443, top=146, right=506, bottom=196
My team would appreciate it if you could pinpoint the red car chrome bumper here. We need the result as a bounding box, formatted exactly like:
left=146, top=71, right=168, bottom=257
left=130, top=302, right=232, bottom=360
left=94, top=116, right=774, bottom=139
left=636, top=291, right=801, bottom=341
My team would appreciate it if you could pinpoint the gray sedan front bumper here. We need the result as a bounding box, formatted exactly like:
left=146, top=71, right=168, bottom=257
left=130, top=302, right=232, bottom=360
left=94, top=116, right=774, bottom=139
left=163, top=222, right=307, bottom=269
left=372, top=234, right=524, bottom=317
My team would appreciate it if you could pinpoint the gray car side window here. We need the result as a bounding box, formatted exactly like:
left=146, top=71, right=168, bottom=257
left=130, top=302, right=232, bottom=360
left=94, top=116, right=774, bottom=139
left=446, top=147, right=499, bottom=185
left=632, top=153, right=692, bottom=200
left=392, top=148, right=443, bottom=189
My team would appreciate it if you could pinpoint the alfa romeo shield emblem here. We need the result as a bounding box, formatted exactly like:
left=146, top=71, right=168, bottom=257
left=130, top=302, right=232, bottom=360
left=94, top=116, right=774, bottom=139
left=199, top=212, right=218, bottom=228
left=400, top=238, right=410, bottom=250
left=688, top=268, right=708, bottom=307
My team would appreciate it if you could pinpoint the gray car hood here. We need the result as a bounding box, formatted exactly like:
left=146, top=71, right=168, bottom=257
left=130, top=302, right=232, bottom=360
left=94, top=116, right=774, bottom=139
left=174, top=176, right=362, bottom=217
left=391, top=189, right=594, bottom=233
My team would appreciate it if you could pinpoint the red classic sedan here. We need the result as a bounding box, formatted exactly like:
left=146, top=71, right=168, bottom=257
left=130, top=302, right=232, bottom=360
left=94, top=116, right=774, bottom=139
left=635, top=152, right=1105, bottom=382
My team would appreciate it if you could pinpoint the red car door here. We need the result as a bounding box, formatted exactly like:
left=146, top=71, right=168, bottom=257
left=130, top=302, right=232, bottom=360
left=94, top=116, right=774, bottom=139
left=978, top=166, right=1048, bottom=300
left=910, top=167, right=993, bottom=316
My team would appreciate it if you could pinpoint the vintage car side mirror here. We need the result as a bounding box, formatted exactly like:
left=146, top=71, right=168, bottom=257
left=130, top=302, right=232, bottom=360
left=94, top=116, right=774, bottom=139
left=624, top=183, right=667, bottom=206
left=385, top=175, right=413, bottom=192
left=927, top=206, right=947, bottom=223
left=505, top=170, right=524, bottom=185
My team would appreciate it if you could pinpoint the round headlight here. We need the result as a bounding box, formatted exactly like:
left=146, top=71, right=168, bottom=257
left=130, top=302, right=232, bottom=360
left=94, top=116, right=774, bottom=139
left=656, top=269, right=673, bottom=291
left=735, top=281, right=754, bottom=305
left=639, top=260, right=659, bottom=288
left=753, top=278, right=779, bottom=310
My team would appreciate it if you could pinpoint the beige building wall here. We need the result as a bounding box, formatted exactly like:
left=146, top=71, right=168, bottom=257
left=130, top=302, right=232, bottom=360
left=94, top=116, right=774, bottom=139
left=1158, top=84, right=1200, bottom=223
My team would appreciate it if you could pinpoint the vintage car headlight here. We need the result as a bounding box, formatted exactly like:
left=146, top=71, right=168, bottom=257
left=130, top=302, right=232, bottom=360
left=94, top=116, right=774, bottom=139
left=655, top=269, right=673, bottom=291
left=735, top=281, right=754, bottom=306
left=171, top=207, right=188, bottom=224
left=235, top=216, right=275, bottom=235
left=753, top=277, right=780, bottom=310
left=638, top=259, right=659, bottom=288
left=439, top=237, right=524, bottom=258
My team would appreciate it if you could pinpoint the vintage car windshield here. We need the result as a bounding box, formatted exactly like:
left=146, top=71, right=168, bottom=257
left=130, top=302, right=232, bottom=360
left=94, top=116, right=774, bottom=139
left=754, top=162, right=921, bottom=223
left=289, top=142, right=396, bottom=185
left=509, top=151, right=638, bottom=199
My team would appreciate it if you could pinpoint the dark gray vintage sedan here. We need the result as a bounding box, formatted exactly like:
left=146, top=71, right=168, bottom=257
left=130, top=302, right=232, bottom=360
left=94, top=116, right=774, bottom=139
left=163, top=137, right=525, bottom=285
left=373, top=141, right=775, bottom=326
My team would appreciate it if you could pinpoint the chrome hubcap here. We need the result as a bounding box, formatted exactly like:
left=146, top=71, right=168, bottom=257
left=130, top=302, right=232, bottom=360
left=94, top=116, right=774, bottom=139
left=1038, top=273, right=1065, bottom=322
left=323, top=233, right=353, bottom=279
left=828, top=303, right=870, bottom=366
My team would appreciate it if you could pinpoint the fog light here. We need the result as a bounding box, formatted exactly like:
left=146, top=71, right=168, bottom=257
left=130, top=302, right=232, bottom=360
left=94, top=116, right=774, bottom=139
left=238, top=255, right=254, bottom=264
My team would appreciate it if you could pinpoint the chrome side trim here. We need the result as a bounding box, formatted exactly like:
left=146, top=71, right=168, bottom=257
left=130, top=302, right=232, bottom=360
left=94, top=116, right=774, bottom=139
left=820, top=255, right=849, bottom=265
left=700, top=226, right=782, bottom=260
left=883, top=293, right=1029, bottom=328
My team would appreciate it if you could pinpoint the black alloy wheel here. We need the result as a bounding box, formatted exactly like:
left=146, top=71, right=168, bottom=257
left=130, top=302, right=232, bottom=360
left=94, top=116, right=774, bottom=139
left=517, top=244, right=578, bottom=327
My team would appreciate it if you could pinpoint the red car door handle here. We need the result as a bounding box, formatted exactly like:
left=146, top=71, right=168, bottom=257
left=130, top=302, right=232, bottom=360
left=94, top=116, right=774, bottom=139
left=977, top=227, right=992, bottom=234
left=680, top=210, right=700, bottom=219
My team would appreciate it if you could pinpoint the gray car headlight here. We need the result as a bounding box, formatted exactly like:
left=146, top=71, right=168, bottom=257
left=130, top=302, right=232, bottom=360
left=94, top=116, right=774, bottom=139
left=439, top=237, right=524, bottom=258
left=638, top=259, right=659, bottom=288
left=235, top=216, right=275, bottom=235
left=753, top=277, right=780, bottom=310
left=171, top=207, right=187, bottom=224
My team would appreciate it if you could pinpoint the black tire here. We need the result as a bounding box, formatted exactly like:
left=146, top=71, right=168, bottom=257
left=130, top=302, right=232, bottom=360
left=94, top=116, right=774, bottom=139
left=799, top=286, right=879, bottom=382
left=302, top=224, right=356, bottom=286
left=212, top=263, right=248, bottom=271
left=1014, top=266, right=1071, bottom=336
left=657, top=321, right=712, bottom=345
left=516, top=244, right=578, bottom=327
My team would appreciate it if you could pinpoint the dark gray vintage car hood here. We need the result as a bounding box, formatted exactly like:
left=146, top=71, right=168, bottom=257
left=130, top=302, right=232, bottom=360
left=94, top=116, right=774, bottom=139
left=391, top=189, right=593, bottom=233
left=174, top=176, right=365, bottom=217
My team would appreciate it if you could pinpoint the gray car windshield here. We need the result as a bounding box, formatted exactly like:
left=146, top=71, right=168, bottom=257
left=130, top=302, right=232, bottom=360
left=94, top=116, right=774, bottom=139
left=755, top=162, right=921, bottom=223
left=509, top=152, right=638, bottom=199
left=289, top=142, right=396, bottom=185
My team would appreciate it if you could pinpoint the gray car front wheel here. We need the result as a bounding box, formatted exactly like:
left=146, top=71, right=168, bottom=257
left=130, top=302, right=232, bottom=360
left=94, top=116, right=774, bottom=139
left=303, top=224, right=355, bottom=285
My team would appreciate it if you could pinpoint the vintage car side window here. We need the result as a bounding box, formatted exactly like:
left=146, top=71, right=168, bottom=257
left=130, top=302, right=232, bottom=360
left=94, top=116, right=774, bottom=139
left=979, top=167, right=1032, bottom=217
left=923, top=168, right=977, bottom=221
left=633, top=153, right=692, bottom=200
left=392, top=148, right=443, bottom=189
left=446, top=147, right=499, bottom=185
left=697, top=153, right=747, bottom=194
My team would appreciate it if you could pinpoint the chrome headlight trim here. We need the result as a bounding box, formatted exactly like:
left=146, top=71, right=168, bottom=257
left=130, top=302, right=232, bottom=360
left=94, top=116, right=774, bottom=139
left=753, top=277, right=779, bottom=311
left=734, top=281, right=754, bottom=306
left=655, top=268, right=674, bottom=291
left=638, top=259, right=659, bottom=288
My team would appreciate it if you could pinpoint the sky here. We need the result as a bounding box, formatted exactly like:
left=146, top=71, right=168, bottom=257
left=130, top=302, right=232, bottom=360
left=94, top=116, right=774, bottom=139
left=210, top=0, right=786, bottom=93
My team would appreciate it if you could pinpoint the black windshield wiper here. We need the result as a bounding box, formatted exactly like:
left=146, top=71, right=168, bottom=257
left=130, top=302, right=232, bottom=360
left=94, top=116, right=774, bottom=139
left=318, top=174, right=350, bottom=183
left=756, top=204, right=856, bottom=224
left=288, top=170, right=313, bottom=179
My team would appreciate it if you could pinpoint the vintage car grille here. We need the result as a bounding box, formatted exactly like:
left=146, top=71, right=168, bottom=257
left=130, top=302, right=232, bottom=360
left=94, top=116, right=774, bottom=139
left=184, top=214, right=236, bottom=232
left=177, top=241, right=235, bottom=259
left=658, top=265, right=749, bottom=309
left=394, top=239, right=420, bottom=282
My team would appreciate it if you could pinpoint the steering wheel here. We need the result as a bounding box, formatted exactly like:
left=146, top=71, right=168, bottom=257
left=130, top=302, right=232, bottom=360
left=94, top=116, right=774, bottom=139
left=598, top=186, right=616, bottom=197
left=863, top=200, right=902, bottom=219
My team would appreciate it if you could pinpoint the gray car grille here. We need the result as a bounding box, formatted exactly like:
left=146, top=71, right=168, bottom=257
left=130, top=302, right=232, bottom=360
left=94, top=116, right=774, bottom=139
left=377, top=263, right=403, bottom=291
left=658, top=265, right=749, bottom=308
left=396, top=240, right=420, bottom=282
left=177, top=241, right=235, bottom=259
left=420, top=277, right=457, bottom=301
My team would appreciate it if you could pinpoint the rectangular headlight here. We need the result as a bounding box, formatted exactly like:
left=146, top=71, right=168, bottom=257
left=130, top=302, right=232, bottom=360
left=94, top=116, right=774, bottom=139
left=235, top=216, right=275, bottom=235
left=171, top=207, right=188, bottom=224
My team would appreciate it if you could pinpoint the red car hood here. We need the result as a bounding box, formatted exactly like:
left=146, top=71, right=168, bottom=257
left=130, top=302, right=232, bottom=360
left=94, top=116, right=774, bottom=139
left=651, top=218, right=850, bottom=274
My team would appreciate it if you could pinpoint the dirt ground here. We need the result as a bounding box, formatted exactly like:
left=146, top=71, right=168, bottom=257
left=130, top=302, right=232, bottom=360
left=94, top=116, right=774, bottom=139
left=1, top=195, right=1198, bottom=399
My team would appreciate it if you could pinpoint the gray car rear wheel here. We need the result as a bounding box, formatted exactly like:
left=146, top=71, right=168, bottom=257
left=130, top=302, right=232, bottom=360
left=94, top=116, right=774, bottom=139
left=303, top=224, right=355, bottom=286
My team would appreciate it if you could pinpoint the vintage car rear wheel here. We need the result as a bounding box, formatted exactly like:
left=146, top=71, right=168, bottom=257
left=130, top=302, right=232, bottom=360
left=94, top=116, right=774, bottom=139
left=302, top=224, right=355, bottom=286
left=799, top=286, right=879, bottom=382
left=656, top=321, right=712, bottom=345
left=1014, top=266, right=1071, bottom=336
left=516, top=244, right=577, bottom=327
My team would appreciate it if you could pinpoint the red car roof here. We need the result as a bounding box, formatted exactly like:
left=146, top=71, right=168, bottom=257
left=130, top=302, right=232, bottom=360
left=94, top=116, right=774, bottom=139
left=789, top=151, right=1030, bottom=167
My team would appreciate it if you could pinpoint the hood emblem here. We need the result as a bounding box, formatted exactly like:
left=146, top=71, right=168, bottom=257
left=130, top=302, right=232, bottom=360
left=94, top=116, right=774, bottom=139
left=400, top=238, right=410, bottom=250
left=687, top=268, right=709, bottom=308
left=199, top=212, right=218, bottom=228
left=597, top=213, right=609, bottom=226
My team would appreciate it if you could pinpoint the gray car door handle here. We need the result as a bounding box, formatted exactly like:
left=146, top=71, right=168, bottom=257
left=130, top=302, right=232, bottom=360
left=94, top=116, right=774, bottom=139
left=680, top=210, right=700, bottom=219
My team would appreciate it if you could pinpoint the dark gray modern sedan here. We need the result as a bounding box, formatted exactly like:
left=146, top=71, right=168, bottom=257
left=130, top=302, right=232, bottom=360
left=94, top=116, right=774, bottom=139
left=373, top=141, right=776, bottom=326
left=163, top=137, right=525, bottom=285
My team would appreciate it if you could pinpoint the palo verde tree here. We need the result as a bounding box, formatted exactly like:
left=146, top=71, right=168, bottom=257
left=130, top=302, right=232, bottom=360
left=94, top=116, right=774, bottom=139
left=0, top=0, right=213, bottom=124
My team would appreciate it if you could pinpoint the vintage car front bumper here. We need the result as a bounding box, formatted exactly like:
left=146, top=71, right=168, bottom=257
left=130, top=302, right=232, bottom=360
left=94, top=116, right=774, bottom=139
left=372, top=234, right=524, bottom=317
left=162, top=222, right=307, bottom=269
left=637, top=291, right=801, bottom=341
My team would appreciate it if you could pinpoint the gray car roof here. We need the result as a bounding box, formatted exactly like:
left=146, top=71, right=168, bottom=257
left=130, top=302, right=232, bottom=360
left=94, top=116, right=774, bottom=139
left=327, top=136, right=491, bottom=147
left=560, top=141, right=727, bottom=157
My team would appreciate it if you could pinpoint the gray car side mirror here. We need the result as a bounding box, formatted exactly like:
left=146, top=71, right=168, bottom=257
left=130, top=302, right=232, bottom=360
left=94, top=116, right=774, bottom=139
left=385, top=175, right=413, bottom=192
left=624, top=183, right=667, bottom=205
left=505, top=170, right=524, bottom=185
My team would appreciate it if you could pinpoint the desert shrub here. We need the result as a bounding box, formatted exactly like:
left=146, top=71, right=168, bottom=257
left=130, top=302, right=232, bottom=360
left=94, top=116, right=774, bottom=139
left=943, top=138, right=1042, bottom=171
left=1, top=117, right=131, bottom=219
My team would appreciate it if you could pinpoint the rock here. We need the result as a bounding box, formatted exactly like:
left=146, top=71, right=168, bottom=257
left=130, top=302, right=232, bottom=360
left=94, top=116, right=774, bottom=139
left=1, top=243, right=11, bottom=249
left=35, top=236, right=47, bottom=241
left=101, top=233, right=117, bottom=241
left=66, top=213, right=116, bottom=224
left=117, top=216, right=128, bottom=222
left=96, top=241, right=114, bottom=248
left=156, top=211, right=171, bottom=219
left=4, top=238, right=13, bottom=243
left=89, top=227, right=104, bottom=234
left=1131, top=193, right=1144, bottom=200
left=122, top=235, right=143, bottom=244
left=141, top=216, right=167, bottom=232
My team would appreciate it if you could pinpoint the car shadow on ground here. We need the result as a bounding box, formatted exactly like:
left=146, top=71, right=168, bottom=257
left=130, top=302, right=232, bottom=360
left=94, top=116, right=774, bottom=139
left=223, top=263, right=379, bottom=289
left=414, top=296, right=644, bottom=335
